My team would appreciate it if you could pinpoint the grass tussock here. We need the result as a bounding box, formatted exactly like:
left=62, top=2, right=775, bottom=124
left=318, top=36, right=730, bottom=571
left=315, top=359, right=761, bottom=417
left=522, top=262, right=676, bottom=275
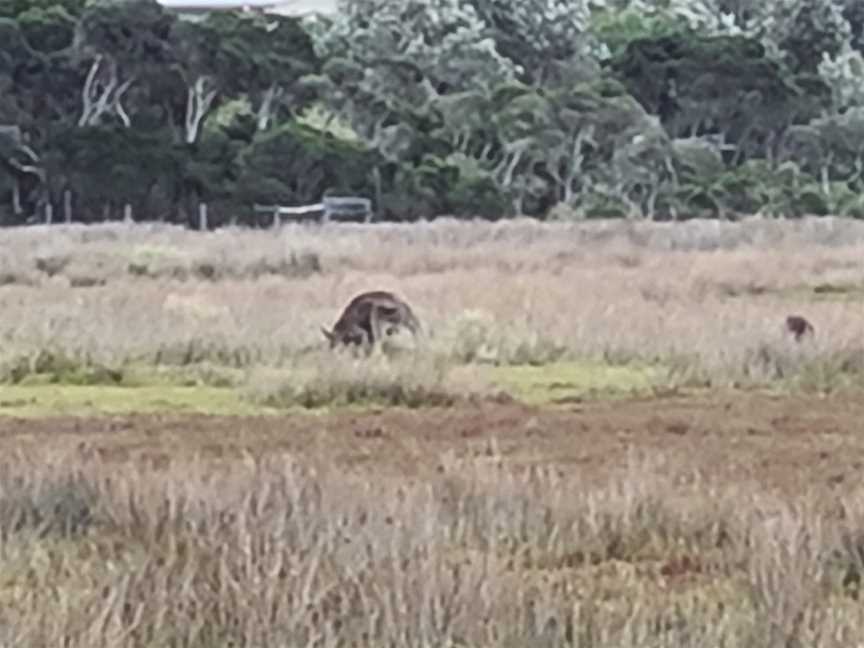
left=0, top=449, right=863, bottom=646
left=667, top=339, right=864, bottom=393
left=243, top=350, right=487, bottom=409
left=0, top=348, right=124, bottom=385
left=1, top=217, right=863, bottom=397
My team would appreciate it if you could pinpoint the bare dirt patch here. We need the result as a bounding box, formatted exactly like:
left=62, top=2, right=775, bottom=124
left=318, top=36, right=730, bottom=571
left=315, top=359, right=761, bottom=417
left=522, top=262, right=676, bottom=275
left=3, top=389, right=862, bottom=496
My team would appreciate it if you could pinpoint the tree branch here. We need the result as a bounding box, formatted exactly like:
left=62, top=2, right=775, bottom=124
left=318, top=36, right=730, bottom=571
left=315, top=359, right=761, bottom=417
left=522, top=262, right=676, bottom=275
left=113, top=78, right=135, bottom=128
left=79, top=55, right=105, bottom=126
left=16, top=143, right=40, bottom=164
left=256, top=83, right=284, bottom=131
left=185, top=76, right=218, bottom=144
left=497, top=146, right=524, bottom=188
left=79, top=56, right=135, bottom=127
left=6, top=157, right=46, bottom=181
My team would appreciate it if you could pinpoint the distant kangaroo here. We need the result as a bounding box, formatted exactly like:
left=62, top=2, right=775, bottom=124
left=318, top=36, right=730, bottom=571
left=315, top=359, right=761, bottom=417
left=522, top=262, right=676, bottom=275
left=321, top=290, right=422, bottom=351
left=785, top=314, right=815, bottom=342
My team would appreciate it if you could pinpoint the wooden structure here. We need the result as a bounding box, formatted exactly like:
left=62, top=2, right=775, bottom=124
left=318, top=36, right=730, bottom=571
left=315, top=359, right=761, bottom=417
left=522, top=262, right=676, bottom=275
left=253, top=196, right=373, bottom=227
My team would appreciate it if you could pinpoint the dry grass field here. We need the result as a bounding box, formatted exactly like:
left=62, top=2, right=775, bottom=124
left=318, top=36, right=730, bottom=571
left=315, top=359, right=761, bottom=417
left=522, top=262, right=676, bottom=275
left=0, top=216, right=863, bottom=646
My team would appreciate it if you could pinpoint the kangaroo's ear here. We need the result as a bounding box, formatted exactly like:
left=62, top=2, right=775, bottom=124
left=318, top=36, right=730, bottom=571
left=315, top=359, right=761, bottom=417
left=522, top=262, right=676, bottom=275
left=321, top=327, right=335, bottom=343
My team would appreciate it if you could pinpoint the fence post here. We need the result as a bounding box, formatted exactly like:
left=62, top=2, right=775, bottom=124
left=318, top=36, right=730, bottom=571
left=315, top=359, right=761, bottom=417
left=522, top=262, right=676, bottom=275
left=12, top=178, right=21, bottom=215
left=372, top=166, right=381, bottom=222
left=64, top=190, right=72, bottom=224
left=198, top=202, right=208, bottom=231
left=124, top=203, right=133, bottom=223
left=45, top=201, right=53, bottom=225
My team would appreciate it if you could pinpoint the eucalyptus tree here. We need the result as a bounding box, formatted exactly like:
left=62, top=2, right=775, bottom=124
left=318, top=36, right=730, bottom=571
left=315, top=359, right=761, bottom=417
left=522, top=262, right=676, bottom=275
left=166, top=10, right=318, bottom=144
left=468, top=0, right=609, bottom=88
left=74, top=0, right=175, bottom=128
left=304, top=0, right=517, bottom=158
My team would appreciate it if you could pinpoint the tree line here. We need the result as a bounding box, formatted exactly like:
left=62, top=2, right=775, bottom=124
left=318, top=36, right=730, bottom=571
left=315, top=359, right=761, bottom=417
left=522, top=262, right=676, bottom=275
left=2, top=0, right=864, bottom=226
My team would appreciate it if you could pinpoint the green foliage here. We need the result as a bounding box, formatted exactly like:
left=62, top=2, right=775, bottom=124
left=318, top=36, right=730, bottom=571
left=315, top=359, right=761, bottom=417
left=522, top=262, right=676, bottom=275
left=234, top=121, right=377, bottom=208
left=387, top=153, right=512, bottom=220
left=668, top=157, right=864, bottom=219
left=771, top=0, right=851, bottom=74
left=16, top=5, right=77, bottom=52
left=589, top=5, right=686, bottom=60
left=447, top=169, right=512, bottom=219
left=846, top=0, right=864, bottom=50
left=47, top=125, right=184, bottom=219
left=76, top=0, right=175, bottom=73
left=467, top=0, right=602, bottom=86
left=0, top=0, right=863, bottom=223
left=610, top=32, right=831, bottom=145
left=0, top=0, right=86, bottom=19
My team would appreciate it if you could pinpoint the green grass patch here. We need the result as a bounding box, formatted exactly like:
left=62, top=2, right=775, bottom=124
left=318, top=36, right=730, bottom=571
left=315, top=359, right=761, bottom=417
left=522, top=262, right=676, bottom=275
left=470, top=360, right=666, bottom=406
left=772, top=282, right=864, bottom=303
left=809, top=282, right=864, bottom=301
left=1, top=352, right=248, bottom=389
left=0, top=384, right=279, bottom=418
left=0, top=358, right=670, bottom=418
left=713, top=281, right=864, bottom=303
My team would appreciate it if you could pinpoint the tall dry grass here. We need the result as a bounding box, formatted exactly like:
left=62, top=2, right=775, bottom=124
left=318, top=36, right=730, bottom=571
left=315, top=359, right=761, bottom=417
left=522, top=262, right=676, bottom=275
left=0, top=446, right=863, bottom=646
left=1, top=217, right=862, bottom=393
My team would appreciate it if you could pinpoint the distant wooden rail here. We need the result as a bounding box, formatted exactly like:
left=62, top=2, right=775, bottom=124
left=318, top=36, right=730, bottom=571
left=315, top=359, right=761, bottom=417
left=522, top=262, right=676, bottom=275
left=253, top=196, right=373, bottom=227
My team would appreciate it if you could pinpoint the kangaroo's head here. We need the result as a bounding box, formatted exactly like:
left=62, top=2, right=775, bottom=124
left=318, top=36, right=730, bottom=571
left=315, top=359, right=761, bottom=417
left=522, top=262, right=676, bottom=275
left=321, top=326, right=337, bottom=348
left=322, top=319, right=369, bottom=348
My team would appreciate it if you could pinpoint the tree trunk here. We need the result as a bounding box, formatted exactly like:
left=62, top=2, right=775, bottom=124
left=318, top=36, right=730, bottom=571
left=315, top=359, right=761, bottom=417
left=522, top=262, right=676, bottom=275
left=256, top=84, right=283, bottom=131
left=79, top=56, right=134, bottom=127
left=185, top=77, right=218, bottom=144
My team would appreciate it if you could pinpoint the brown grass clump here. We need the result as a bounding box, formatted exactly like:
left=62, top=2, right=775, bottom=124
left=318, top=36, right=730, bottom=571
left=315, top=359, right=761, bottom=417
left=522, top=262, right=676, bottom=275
left=0, top=447, right=863, bottom=646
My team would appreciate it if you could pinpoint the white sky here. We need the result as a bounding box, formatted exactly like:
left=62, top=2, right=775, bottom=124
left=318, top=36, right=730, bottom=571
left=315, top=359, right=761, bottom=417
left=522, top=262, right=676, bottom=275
left=157, top=0, right=337, bottom=14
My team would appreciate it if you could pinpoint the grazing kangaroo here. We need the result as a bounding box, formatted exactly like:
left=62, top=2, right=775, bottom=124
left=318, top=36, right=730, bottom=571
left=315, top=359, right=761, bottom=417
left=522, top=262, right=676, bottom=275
left=321, top=290, right=422, bottom=351
left=785, top=314, right=815, bottom=342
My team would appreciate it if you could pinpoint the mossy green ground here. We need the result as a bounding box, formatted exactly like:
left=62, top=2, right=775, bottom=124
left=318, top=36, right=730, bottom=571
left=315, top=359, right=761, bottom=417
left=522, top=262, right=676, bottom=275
left=0, top=360, right=665, bottom=418
left=740, top=281, right=864, bottom=302
left=468, top=360, right=663, bottom=405
left=0, top=384, right=270, bottom=418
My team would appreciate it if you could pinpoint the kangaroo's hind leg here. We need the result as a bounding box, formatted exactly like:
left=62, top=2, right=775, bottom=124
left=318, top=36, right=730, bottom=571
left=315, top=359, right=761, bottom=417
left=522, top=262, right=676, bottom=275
left=396, top=305, right=423, bottom=344
left=368, top=304, right=388, bottom=351
left=405, top=307, right=422, bottom=337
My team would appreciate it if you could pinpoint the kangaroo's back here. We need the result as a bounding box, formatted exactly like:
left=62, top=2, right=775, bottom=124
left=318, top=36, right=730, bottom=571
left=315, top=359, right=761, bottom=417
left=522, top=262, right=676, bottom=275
left=345, top=290, right=400, bottom=308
